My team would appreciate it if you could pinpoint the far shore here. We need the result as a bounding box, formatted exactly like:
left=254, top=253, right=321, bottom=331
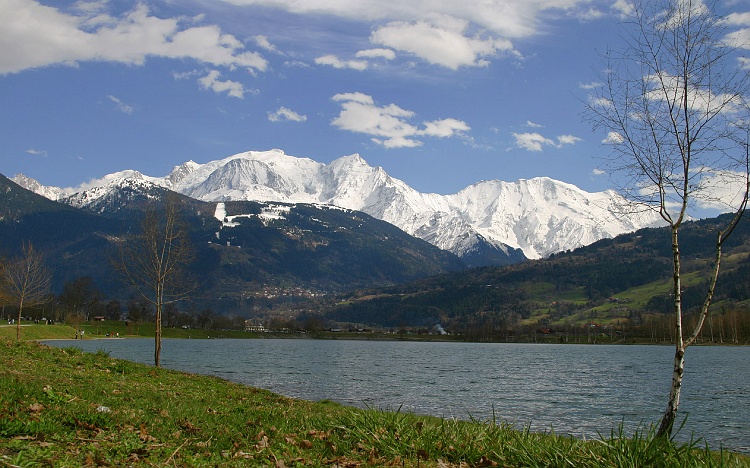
left=6, top=321, right=745, bottom=346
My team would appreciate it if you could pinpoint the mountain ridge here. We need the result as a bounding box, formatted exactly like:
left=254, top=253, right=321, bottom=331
left=13, top=149, right=664, bottom=264
left=0, top=173, right=465, bottom=307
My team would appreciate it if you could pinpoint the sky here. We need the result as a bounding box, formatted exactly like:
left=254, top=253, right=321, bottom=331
left=2, top=0, right=750, bottom=203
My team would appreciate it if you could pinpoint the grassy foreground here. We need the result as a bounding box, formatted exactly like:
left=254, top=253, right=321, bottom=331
left=1, top=341, right=747, bottom=468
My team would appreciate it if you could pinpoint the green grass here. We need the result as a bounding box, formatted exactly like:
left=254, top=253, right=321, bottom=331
left=0, top=324, right=79, bottom=341
left=0, top=321, right=260, bottom=342
left=1, top=339, right=748, bottom=467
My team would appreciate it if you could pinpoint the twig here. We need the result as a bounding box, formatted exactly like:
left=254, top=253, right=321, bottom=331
left=0, top=455, right=22, bottom=468
left=163, top=438, right=191, bottom=467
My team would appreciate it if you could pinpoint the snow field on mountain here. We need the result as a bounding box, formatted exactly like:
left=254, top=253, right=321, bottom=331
left=14, top=149, right=663, bottom=261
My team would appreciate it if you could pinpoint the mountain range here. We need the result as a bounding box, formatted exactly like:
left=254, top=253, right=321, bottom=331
left=0, top=172, right=463, bottom=310
left=12, top=149, right=664, bottom=266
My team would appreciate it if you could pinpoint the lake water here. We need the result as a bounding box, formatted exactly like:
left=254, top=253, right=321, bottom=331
left=46, top=338, right=750, bottom=454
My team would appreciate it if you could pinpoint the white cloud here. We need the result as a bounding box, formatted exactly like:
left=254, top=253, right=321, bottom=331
left=589, top=95, right=613, bottom=109
left=216, top=1, right=586, bottom=39
left=331, top=92, right=469, bottom=148
left=26, top=148, right=47, bottom=157
left=637, top=168, right=749, bottom=212
left=422, top=118, right=471, bottom=137
left=333, top=92, right=375, bottom=105
left=592, top=168, right=606, bottom=176
left=172, top=69, right=202, bottom=80
left=513, top=132, right=554, bottom=151
left=612, top=0, right=635, bottom=18
left=579, top=81, right=602, bottom=90
left=513, top=132, right=582, bottom=151
left=645, top=72, right=742, bottom=114
left=693, top=169, right=750, bottom=211
left=198, top=70, right=246, bottom=98
left=371, top=20, right=516, bottom=69
left=557, top=134, right=582, bottom=145
left=315, top=54, right=368, bottom=70
left=254, top=35, right=278, bottom=53
left=316, top=49, right=396, bottom=71
left=578, top=7, right=605, bottom=21
left=0, top=1, right=267, bottom=75
left=525, top=120, right=543, bottom=128
left=268, top=106, right=307, bottom=122
left=106, top=95, right=134, bottom=114
left=724, top=12, right=750, bottom=26
left=602, top=131, right=624, bottom=144
left=355, top=48, right=396, bottom=60
left=217, top=0, right=610, bottom=69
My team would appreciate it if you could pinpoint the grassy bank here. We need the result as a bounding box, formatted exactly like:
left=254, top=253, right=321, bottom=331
left=0, top=321, right=260, bottom=342
left=1, top=340, right=748, bottom=467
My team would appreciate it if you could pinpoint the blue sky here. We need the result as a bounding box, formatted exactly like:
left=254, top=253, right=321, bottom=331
left=1, top=0, right=749, bottom=198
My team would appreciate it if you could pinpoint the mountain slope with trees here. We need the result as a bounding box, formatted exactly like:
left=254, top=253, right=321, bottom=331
left=0, top=173, right=465, bottom=315
left=317, top=214, right=750, bottom=338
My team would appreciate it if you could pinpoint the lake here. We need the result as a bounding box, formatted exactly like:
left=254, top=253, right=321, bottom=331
left=46, top=338, right=750, bottom=454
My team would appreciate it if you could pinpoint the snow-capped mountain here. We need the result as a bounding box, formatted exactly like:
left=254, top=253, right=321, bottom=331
left=13, top=149, right=663, bottom=262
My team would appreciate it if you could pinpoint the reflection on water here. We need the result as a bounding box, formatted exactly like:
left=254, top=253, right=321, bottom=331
left=47, top=338, right=750, bottom=453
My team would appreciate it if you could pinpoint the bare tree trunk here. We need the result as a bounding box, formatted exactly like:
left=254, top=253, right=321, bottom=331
left=16, top=297, right=24, bottom=341
left=657, top=226, right=685, bottom=437
left=155, top=286, right=163, bottom=367
left=658, top=346, right=686, bottom=437
left=155, top=316, right=162, bottom=367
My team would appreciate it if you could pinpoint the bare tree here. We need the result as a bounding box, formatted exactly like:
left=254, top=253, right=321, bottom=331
left=586, top=0, right=750, bottom=437
left=114, top=196, right=195, bottom=366
left=0, top=242, right=52, bottom=340
left=59, top=276, right=101, bottom=322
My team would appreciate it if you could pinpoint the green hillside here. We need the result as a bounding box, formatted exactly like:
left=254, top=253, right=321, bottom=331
left=317, top=214, right=750, bottom=342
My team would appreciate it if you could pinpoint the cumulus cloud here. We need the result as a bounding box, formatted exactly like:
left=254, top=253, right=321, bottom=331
left=198, top=70, right=247, bottom=98
left=612, top=0, right=635, bottom=18
left=268, top=106, right=307, bottom=122
left=370, top=20, right=516, bottom=69
left=513, top=132, right=554, bottom=151
left=637, top=168, right=749, bottom=212
left=602, top=131, right=624, bottom=144
left=216, top=1, right=594, bottom=39
left=331, top=92, right=469, bottom=148
left=315, top=54, right=368, bottom=71
left=557, top=134, right=582, bottom=145
left=513, top=132, right=582, bottom=151
left=692, top=169, right=750, bottom=211
left=106, top=95, right=134, bottom=114
left=0, top=1, right=267, bottom=75
left=215, top=0, right=611, bottom=69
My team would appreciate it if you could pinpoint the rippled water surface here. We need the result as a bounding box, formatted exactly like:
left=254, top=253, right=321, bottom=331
left=47, top=338, right=750, bottom=453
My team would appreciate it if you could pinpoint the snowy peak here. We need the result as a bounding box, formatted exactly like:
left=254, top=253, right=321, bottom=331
left=11, top=174, right=64, bottom=201
left=16, top=149, right=664, bottom=263
left=165, top=160, right=200, bottom=187
left=61, top=177, right=165, bottom=213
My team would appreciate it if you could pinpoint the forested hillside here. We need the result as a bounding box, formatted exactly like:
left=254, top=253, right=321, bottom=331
left=0, top=174, right=465, bottom=315
left=316, top=214, right=750, bottom=340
